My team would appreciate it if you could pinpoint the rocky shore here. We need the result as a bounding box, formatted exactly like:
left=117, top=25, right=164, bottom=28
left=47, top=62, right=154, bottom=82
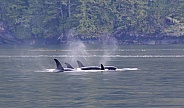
left=1, top=21, right=184, bottom=45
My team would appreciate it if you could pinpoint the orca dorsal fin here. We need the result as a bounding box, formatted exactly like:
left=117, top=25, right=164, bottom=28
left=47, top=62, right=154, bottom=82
left=77, top=60, right=85, bottom=68
left=101, top=64, right=105, bottom=70
left=54, top=59, right=64, bottom=71
left=65, top=63, right=74, bottom=69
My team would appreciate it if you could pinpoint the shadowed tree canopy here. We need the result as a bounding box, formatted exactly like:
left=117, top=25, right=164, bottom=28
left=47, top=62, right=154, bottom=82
left=0, top=0, right=183, bottom=41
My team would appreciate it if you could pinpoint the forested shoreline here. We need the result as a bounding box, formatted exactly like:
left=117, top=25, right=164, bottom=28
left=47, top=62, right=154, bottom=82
left=0, top=0, right=184, bottom=45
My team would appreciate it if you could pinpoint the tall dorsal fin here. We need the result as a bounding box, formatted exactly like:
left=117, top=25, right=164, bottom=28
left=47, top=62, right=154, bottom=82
left=101, top=64, right=105, bottom=70
left=77, top=60, right=85, bottom=68
left=65, top=63, right=74, bottom=69
left=54, top=59, right=64, bottom=71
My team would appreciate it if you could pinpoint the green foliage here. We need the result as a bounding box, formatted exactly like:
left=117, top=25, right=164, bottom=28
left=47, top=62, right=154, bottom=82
left=0, top=0, right=183, bottom=39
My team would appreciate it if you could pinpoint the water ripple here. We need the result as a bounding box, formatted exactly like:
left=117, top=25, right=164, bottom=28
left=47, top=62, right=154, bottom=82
left=29, top=48, right=184, bottom=52
left=1, top=55, right=184, bottom=58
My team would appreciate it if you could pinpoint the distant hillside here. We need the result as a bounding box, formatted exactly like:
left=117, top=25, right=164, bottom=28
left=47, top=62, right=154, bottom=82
left=0, top=0, right=184, bottom=45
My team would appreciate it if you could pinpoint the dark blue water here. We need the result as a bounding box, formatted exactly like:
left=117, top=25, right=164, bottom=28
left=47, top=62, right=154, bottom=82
left=0, top=44, right=184, bottom=108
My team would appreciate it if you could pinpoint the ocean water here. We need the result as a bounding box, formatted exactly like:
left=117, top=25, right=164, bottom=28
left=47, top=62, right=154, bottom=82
left=0, top=44, right=184, bottom=108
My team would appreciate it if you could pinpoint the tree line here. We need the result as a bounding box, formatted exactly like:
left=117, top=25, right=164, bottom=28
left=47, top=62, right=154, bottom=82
left=0, top=0, right=183, bottom=40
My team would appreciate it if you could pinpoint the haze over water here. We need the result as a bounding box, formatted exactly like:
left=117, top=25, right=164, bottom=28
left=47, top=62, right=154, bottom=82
left=0, top=44, right=184, bottom=108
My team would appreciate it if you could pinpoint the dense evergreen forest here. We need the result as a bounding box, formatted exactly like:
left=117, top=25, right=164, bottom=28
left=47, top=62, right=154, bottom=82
left=0, top=0, right=184, bottom=45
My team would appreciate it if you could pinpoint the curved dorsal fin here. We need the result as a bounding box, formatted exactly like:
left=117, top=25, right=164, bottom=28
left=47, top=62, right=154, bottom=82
left=101, top=64, right=105, bottom=70
left=65, top=63, right=74, bottom=69
left=54, top=59, right=64, bottom=71
left=77, top=60, right=85, bottom=68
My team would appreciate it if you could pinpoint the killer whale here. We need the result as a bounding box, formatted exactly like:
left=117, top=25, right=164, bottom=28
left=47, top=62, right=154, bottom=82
left=54, top=59, right=64, bottom=72
left=65, top=60, right=105, bottom=70
left=54, top=59, right=74, bottom=72
left=76, top=60, right=102, bottom=70
left=77, top=60, right=117, bottom=70
left=64, top=62, right=74, bottom=69
left=79, top=64, right=105, bottom=70
left=76, top=60, right=105, bottom=70
left=54, top=59, right=104, bottom=72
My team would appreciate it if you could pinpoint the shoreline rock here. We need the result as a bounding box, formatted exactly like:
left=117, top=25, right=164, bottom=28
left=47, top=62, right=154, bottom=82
left=1, top=21, right=184, bottom=45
